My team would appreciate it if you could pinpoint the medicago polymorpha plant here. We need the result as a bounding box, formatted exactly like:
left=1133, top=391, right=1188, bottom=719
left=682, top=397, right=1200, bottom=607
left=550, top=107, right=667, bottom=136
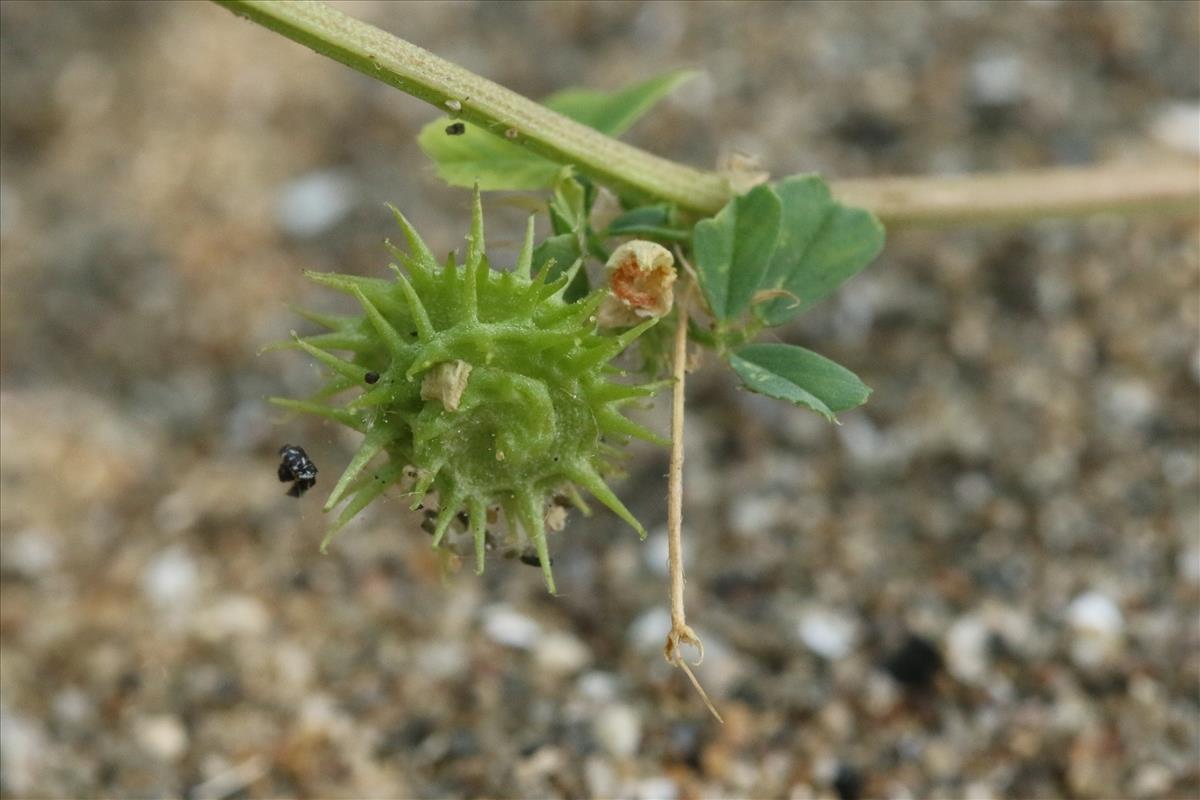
left=270, top=96, right=881, bottom=592
left=227, top=1, right=882, bottom=716
left=219, top=0, right=1197, bottom=717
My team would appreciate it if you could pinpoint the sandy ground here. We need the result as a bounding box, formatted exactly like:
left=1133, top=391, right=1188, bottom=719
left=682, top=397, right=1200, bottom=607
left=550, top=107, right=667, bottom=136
left=1, top=2, right=1198, bottom=798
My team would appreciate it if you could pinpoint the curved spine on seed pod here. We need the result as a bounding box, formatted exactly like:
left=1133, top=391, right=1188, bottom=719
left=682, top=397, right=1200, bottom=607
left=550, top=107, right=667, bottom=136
left=271, top=187, right=666, bottom=593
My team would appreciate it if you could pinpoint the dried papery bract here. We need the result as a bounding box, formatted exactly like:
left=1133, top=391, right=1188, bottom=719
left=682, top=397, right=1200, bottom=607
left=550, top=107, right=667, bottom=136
left=597, top=240, right=677, bottom=328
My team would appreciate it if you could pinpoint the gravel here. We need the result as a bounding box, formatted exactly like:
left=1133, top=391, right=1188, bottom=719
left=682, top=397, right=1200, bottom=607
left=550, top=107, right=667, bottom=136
left=1, top=2, right=1197, bottom=798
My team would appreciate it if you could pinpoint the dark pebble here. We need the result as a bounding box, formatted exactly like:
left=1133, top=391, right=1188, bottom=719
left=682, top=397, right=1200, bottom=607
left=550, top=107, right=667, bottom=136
left=883, top=634, right=943, bottom=690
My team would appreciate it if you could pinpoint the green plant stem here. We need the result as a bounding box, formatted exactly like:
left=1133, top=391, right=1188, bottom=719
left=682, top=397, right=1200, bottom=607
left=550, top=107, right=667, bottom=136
left=833, top=163, right=1199, bottom=228
left=214, top=0, right=1200, bottom=227
left=213, top=0, right=729, bottom=214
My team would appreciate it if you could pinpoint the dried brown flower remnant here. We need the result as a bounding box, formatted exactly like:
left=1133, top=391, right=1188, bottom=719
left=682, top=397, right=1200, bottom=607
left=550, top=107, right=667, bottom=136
left=597, top=240, right=676, bottom=328
left=420, top=360, right=473, bottom=411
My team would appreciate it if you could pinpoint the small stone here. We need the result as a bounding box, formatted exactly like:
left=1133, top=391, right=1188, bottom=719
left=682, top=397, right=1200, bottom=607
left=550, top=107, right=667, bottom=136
left=1067, top=591, right=1123, bottom=668
left=729, top=495, right=776, bottom=537
left=635, top=776, right=678, bottom=800
left=134, top=714, right=188, bottom=761
left=275, top=170, right=355, bottom=238
left=1098, top=377, right=1156, bottom=428
left=415, top=640, right=469, bottom=679
left=1178, top=544, right=1200, bottom=586
left=584, top=756, right=618, bottom=799
left=946, top=614, right=991, bottom=684
left=832, top=763, right=863, bottom=800
left=576, top=671, right=621, bottom=704
left=969, top=52, right=1025, bottom=106
left=272, top=642, right=315, bottom=692
left=142, top=546, right=199, bottom=609
left=593, top=704, right=642, bottom=759
left=52, top=688, right=93, bottom=726
left=3, top=529, right=59, bottom=576
left=0, top=709, right=46, bottom=794
left=192, top=595, right=270, bottom=641
left=643, top=529, right=671, bottom=576
left=627, top=606, right=671, bottom=652
left=797, top=607, right=859, bottom=660
left=1149, top=101, right=1200, bottom=157
left=883, top=635, right=942, bottom=690
left=1067, top=591, right=1122, bottom=635
left=534, top=631, right=592, bottom=676
left=963, top=781, right=996, bottom=800
left=482, top=604, right=542, bottom=649
left=1129, top=762, right=1174, bottom=798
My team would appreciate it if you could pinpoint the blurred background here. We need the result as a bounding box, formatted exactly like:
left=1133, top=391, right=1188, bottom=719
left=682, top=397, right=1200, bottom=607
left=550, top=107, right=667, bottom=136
left=2, top=2, right=1198, bottom=798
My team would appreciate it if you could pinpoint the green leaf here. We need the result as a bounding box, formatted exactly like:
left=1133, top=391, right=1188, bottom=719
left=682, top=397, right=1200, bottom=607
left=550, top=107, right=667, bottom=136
left=549, top=169, right=589, bottom=235
left=604, top=205, right=691, bottom=242
left=542, top=69, right=699, bottom=137
left=729, top=342, right=870, bottom=421
left=757, top=174, right=885, bottom=327
left=418, top=70, right=698, bottom=191
left=532, top=234, right=588, bottom=301
left=693, top=184, right=782, bottom=322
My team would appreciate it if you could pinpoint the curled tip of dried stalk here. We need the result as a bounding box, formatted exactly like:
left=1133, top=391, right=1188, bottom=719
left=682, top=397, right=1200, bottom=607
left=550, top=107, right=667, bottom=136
left=663, top=278, right=722, bottom=723
left=678, top=659, right=723, bottom=723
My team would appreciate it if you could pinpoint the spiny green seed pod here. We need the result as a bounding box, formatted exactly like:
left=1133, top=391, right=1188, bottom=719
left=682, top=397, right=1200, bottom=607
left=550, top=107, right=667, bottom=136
left=272, top=189, right=666, bottom=593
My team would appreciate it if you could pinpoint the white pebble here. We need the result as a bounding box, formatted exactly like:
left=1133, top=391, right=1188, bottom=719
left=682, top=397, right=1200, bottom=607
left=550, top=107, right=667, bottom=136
left=192, top=595, right=270, bottom=641
left=142, top=546, right=198, bottom=609
left=51, top=688, right=93, bottom=726
left=534, top=631, right=592, bottom=676
left=627, top=606, right=671, bottom=652
left=134, top=714, right=188, bottom=761
left=4, top=529, right=59, bottom=577
left=593, top=704, right=642, bottom=759
left=275, top=170, right=355, bottom=238
left=1068, top=591, right=1124, bottom=668
left=576, top=671, right=620, bottom=704
left=1149, top=102, right=1200, bottom=157
left=946, top=615, right=991, bottom=684
left=643, top=529, right=671, bottom=576
left=584, top=756, right=618, bottom=799
left=482, top=604, right=542, bottom=649
left=969, top=52, right=1025, bottom=105
left=0, top=708, right=46, bottom=794
left=797, top=607, right=859, bottom=660
left=1068, top=591, right=1123, bottom=636
left=1099, top=378, right=1157, bottom=428
left=1178, top=544, right=1200, bottom=586
left=415, top=640, right=469, bottom=679
left=729, top=496, right=776, bottom=537
left=272, top=642, right=315, bottom=692
left=636, top=776, right=678, bottom=800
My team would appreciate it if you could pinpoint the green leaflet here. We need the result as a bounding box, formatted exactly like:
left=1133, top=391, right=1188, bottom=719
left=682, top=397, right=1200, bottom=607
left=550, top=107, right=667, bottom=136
left=604, top=204, right=690, bottom=242
left=418, top=70, right=698, bottom=191
left=756, top=174, right=885, bottom=326
left=729, top=342, right=870, bottom=422
left=693, top=183, right=781, bottom=322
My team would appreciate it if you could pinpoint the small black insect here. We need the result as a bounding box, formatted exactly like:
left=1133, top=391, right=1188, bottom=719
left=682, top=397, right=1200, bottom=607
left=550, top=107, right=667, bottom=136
left=445, top=122, right=466, bottom=136
left=278, top=444, right=318, bottom=498
left=364, top=371, right=380, bottom=384
left=518, top=550, right=552, bottom=568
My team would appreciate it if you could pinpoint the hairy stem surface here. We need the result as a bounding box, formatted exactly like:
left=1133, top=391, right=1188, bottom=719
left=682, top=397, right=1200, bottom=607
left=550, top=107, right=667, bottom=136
left=664, top=284, right=721, bottom=722
left=214, top=0, right=1198, bottom=228
left=214, top=0, right=729, bottom=214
